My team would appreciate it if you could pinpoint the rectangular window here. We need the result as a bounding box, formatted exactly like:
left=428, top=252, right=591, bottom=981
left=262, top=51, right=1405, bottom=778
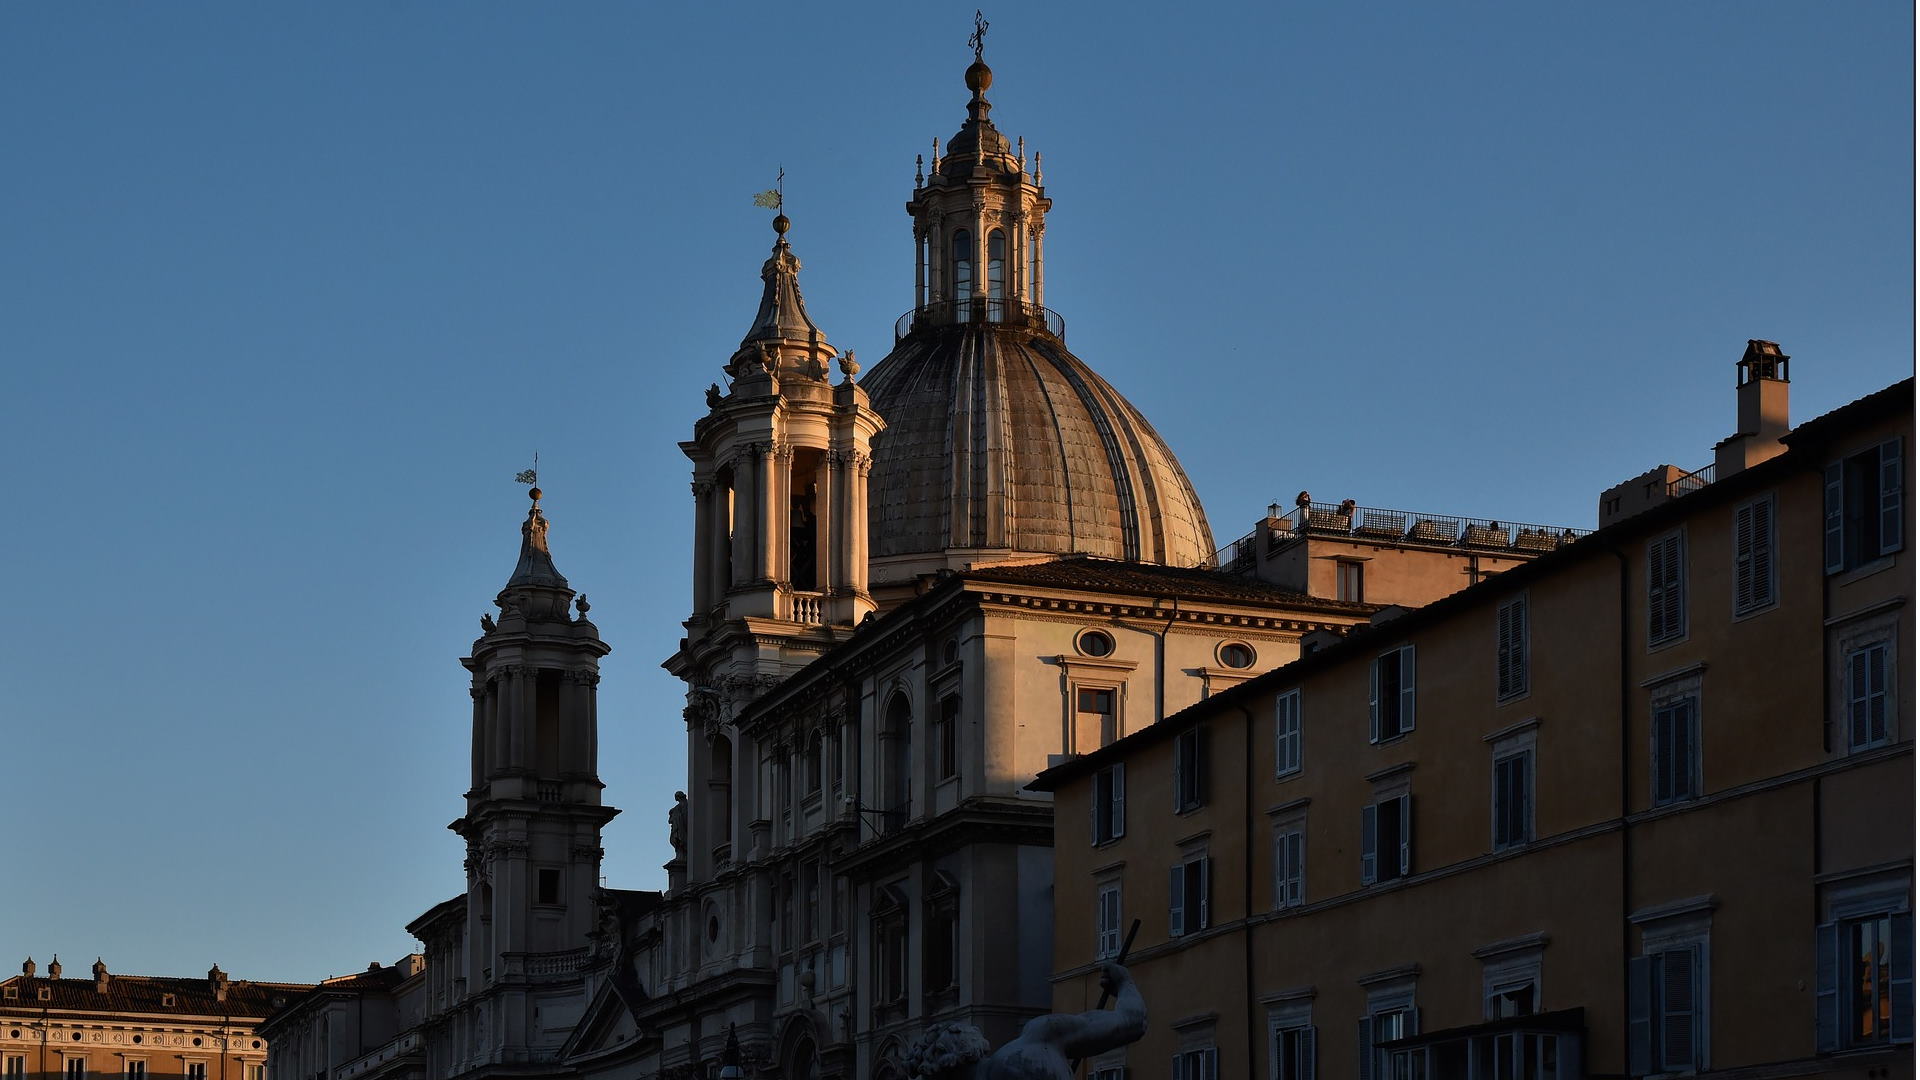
left=935, top=695, right=961, bottom=780
left=804, top=734, right=823, bottom=795
left=1091, top=764, right=1125, bottom=845
left=125, top=1064, right=145, bottom=1080
left=1274, top=690, right=1302, bottom=777
left=536, top=867, right=561, bottom=906
left=1647, top=530, right=1688, bottom=646
left=1172, top=1047, right=1218, bottom=1080
left=1652, top=696, right=1699, bottom=805
left=186, top=1064, right=207, bottom=1080
left=1274, top=823, right=1305, bottom=909
left=1272, top=1022, right=1316, bottom=1080
left=1174, top=726, right=1207, bottom=812
left=1847, top=642, right=1892, bottom=751
left=1361, top=794, right=1412, bottom=884
left=1492, top=749, right=1534, bottom=850
left=1337, top=561, right=1365, bottom=603
left=66, top=1061, right=85, bottom=1080
left=1815, top=910, right=1913, bottom=1050
left=4, top=1058, right=25, bottom=1080
left=1488, top=981, right=1537, bottom=1018
left=1090, top=1068, right=1125, bottom=1080
left=1169, top=855, right=1211, bottom=936
left=1733, top=495, right=1777, bottom=615
left=1826, top=438, right=1904, bottom=573
left=1628, top=947, right=1700, bottom=1074
left=1496, top=595, right=1529, bottom=700
left=1078, top=687, right=1118, bottom=747
left=1096, top=882, right=1123, bottom=959
left=802, top=860, right=821, bottom=942
left=1369, top=646, right=1415, bottom=741
left=245, top=1067, right=264, bottom=1080
left=1359, top=1005, right=1417, bottom=1080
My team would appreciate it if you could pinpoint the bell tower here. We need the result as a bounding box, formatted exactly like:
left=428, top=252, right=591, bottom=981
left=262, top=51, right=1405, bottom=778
left=667, top=211, right=885, bottom=886
left=454, top=486, right=616, bottom=1055
left=903, top=20, right=1053, bottom=331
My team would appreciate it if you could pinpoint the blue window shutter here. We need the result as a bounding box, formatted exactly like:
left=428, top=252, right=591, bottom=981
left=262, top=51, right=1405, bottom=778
left=1302, top=1026, right=1316, bottom=1080
left=1752, top=497, right=1775, bottom=607
left=1881, top=438, right=1904, bottom=555
left=1091, top=772, right=1102, bottom=845
left=1893, top=912, right=1914, bottom=1043
left=1825, top=461, right=1846, bottom=572
left=1196, top=727, right=1209, bottom=806
left=1400, top=646, right=1416, bottom=732
left=1198, top=856, right=1211, bottom=929
left=1168, top=864, right=1185, bottom=937
left=1360, top=803, right=1378, bottom=884
left=1398, top=795, right=1413, bottom=877
left=1369, top=660, right=1381, bottom=742
left=1814, top=920, right=1839, bottom=1052
left=1112, top=763, right=1126, bottom=839
left=1627, top=954, right=1653, bottom=1076
left=1174, top=733, right=1187, bottom=811
left=1659, top=947, right=1697, bottom=1071
left=1356, top=1018, right=1373, bottom=1080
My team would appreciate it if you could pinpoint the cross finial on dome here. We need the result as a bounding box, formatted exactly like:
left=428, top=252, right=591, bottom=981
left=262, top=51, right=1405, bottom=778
left=969, top=10, right=989, bottom=63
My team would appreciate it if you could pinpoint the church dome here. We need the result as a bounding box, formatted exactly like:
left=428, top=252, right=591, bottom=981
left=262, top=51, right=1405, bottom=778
left=860, top=318, right=1216, bottom=574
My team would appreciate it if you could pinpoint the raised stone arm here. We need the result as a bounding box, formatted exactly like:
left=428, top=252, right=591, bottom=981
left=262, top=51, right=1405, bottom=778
left=971, top=963, right=1147, bottom=1080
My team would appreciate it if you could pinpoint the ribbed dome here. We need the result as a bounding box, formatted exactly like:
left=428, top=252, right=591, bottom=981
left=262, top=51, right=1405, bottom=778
left=860, top=322, right=1216, bottom=573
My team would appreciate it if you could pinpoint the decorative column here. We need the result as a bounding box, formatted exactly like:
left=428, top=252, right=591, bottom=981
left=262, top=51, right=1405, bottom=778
left=491, top=675, right=510, bottom=777
left=711, top=477, right=734, bottom=600
left=851, top=452, right=872, bottom=596
left=1033, top=224, right=1045, bottom=306
left=758, top=442, right=780, bottom=583
left=814, top=448, right=837, bottom=595
left=470, top=685, right=486, bottom=790
left=914, top=225, right=927, bottom=312
left=691, top=479, right=714, bottom=614
left=773, top=443, right=795, bottom=591
left=731, top=447, right=757, bottom=588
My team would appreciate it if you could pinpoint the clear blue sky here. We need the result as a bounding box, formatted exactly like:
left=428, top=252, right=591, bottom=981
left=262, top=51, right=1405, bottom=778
left=2, top=3, right=1910, bottom=984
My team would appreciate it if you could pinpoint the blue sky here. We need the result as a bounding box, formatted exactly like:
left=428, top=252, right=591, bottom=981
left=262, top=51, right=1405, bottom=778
left=1, top=3, right=1910, bottom=983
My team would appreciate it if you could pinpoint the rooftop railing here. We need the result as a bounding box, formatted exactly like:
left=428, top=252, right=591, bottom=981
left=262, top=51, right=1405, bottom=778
left=894, top=297, right=1066, bottom=343
left=1667, top=462, right=1715, bottom=498
left=1216, top=501, right=1591, bottom=570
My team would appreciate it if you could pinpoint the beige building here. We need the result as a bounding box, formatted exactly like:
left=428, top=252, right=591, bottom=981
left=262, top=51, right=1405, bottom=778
left=1, top=957, right=308, bottom=1080
left=1035, top=357, right=1914, bottom=1079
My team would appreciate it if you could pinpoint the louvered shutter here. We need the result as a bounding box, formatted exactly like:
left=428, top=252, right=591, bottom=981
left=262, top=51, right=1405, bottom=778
left=1734, top=502, right=1757, bottom=613
left=1174, top=734, right=1185, bottom=811
left=1399, top=647, right=1416, bottom=732
left=1203, top=1047, right=1218, bottom=1080
left=1627, top=954, right=1653, bottom=1075
left=1197, top=857, right=1211, bottom=929
left=1398, top=795, right=1413, bottom=877
left=1814, top=921, right=1839, bottom=1052
left=1752, top=497, right=1775, bottom=608
left=1893, top=912, right=1914, bottom=1043
left=1368, top=659, right=1382, bottom=743
left=1286, top=832, right=1304, bottom=906
left=1880, top=439, right=1903, bottom=555
left=1648, top=539, right=1669, bottom=641
left=1825, top=461, right=1846, bottom=572
left=1659, top=947, right=1697, bottom=1071
left=1112, top=763, right=1126, bottom=839
left=1171, top=1053, right=1181, bottom=1080
left=1848, top=652, right=1871, bottom=748
left=1360, top=803, right=1378, bottom=884
left=1356, top=1018, right=1373, bottom=1080
left=1196, top=727, right=1209, bottom=806
left=1302, top=1027, right=1316, bottom=1080
left=1869, top=648, right=1889, bottom=744
left=1168, top=864, right=1185, bottom=936
left=1092, top=771, right=1102, bottom=845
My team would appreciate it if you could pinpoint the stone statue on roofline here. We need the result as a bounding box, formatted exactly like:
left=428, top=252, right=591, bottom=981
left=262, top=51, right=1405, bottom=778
left=902, top=962, right=1146, bottom=1080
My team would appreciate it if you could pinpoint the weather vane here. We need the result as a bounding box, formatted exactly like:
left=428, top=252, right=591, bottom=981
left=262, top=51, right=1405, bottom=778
left=969, top=10, right=989, bottom=62
left=752, top=166, right=785, bottom=213
left=514, top=452, right=539, bottom=489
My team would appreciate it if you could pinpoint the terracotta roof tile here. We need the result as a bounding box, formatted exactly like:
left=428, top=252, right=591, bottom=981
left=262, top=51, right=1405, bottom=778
left=961, top=555, right=1376, bottom=612
left=0, top=975, right=311, bottom=1019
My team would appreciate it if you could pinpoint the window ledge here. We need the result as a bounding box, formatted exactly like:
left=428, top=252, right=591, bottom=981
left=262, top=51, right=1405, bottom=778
left=1629, top=894, right=1718, bottom=925
left=1266, top=796, right=1311, bottom=817
left=1259, top=984, right=1317, bottom=1006
left=1640, top=662, right=1708, bottom=689
left=1472, top=932, right=1551, bottom=960
left=1830, top=556, right=1901, bottom=586
left=1483, top=718, right=1541, bottom=743
left=1365, top=761, right=1416, bottom=783
left=1357, top=962, right=1422, bottom=987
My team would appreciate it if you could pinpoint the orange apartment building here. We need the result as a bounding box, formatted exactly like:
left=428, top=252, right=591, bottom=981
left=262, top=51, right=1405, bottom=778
left=0, top=958, right=309, bottom=1080
left=1034, top=357, right=1913, bottom=1079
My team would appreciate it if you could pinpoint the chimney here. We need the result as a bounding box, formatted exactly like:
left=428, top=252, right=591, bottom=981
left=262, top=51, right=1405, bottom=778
left=93, top=959, right=109, bottom=994
left=208, top=964, right=229, bottom=1003
left=47, top=956, right=61, bottom=980
left=21, top=958, right=34, bottom=979
left=1714, top=339, right=1791, bottom=477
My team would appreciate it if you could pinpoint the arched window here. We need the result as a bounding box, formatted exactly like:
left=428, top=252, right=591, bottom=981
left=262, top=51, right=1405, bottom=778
left=951, top=230, right=973, bottom=313
left=987, top=229, right=1006, bottom=306
left=882, top=692, right=912, bottom=830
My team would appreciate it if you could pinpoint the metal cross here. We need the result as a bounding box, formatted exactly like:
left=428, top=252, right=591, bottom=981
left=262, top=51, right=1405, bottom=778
left=969, top=10, right=989, bottom=62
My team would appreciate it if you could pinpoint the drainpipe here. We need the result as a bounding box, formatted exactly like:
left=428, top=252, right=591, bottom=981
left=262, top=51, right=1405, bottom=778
left=1238, top=702, right=1257, bottom=1077
left=1612, top=546, right=1633, bottom=1079
left=1155, top=598, right=1180, bottom=723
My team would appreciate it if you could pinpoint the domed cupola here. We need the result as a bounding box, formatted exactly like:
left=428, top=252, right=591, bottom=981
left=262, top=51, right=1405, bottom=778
left=859, top=26, right=1216, bottom=582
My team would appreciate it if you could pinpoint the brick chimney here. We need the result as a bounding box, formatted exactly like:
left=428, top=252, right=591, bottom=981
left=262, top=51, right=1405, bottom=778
left=208, top=964, right=229, bottom=1003
left=47, top=956, right=61, bottom=980
left=20, top=958, right=34, bottom=979
left=1714, top=340, right=1791, bottom=477
left=93, top=959, right=109, bottom=994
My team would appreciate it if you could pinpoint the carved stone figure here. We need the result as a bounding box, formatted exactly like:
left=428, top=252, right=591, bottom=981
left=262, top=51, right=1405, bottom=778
left=903, top=962, right=1146, bottom=1080
left=706, top=382, right=723, bottom=407
left=667, top=790, right=689, bottom=858
left=480, top=613, right=496, bottom=634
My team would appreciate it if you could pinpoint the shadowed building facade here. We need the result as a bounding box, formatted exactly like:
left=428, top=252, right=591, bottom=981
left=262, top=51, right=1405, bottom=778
left=1034, top=363, right=1914, bottom=1079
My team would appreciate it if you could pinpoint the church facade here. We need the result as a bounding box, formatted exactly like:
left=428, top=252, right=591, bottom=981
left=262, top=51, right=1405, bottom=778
left=267, top=38, right=1585, bottom=1080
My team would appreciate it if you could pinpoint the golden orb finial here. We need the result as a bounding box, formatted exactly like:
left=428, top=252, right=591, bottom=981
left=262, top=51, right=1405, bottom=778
left=773, top=212, right=791, bottom=236
left=529, top=486, right=543, bottom=503
left=965, top=60, right=992, bottom=94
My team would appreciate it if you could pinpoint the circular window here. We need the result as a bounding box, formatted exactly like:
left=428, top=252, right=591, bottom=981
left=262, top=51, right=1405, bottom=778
left=707, top=915, right=721, bottom=943
left=1077, top=629, right=1115, bottom=657
left=73, top=1033, right=82, bottom=1042
left=133, top=1036, right=143, bottom=1045
left=192, top=1038, right=202, bottom=1047
left=252, top=1041, right=261, bottom=1050
left=1219, top=643, right=1256, bottom=669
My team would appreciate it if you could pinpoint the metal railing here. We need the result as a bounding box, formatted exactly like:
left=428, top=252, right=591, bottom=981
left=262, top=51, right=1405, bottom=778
left=1215, top=501, right=1591, bottom=568
left=894, top=297, right=1066, bottom=343
left=1667, top=463, right=1715, bottom=498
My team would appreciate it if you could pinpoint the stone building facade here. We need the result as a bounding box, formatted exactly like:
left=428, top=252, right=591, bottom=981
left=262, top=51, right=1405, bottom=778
left=1, top=958, right=308, bottom=1080
left=1035, top=360, right=1915, bottom=1079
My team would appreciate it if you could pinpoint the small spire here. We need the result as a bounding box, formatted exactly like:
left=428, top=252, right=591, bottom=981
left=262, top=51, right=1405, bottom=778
left=1033, top=150, right=1042, bottom=184
left=48, top=955, right=61, bottom=979
left=21, top=957, right=34, bottom=978
left=915, top=153, right=924, bottom=188
left=737, top=210, right=826, bottom=351
left=506, top=485, right=569, bottom=590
